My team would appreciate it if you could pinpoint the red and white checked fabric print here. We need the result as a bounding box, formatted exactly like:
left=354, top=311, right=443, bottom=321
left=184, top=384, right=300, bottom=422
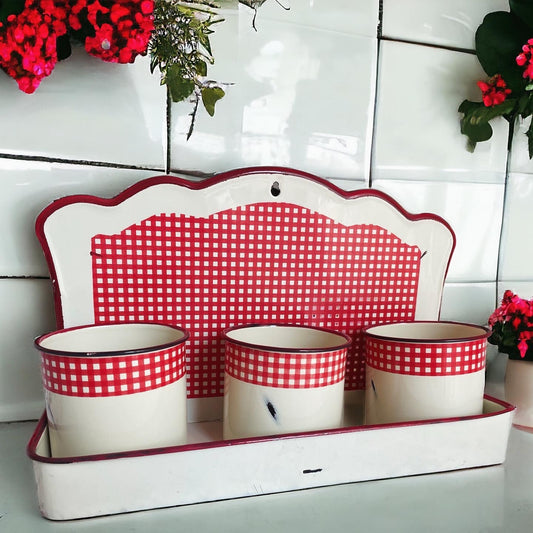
left=365, top=338, right=486, bottom=376
left=91, top=202, right=421, bottom=397
left=40, top=345, right=186, bottom=397
left=225, top=342, right=347, bottom=388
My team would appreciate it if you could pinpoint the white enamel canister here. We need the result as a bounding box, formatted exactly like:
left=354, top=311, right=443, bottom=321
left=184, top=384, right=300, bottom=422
left=364, top=321, right=489, bottom=425
left=223, top=324, right=351, bottom=439
left=35, top=322, right=189, bottom=457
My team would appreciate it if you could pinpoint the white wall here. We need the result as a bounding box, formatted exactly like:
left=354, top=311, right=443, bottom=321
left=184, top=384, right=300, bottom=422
left=1, top=0, right=529, bottom=421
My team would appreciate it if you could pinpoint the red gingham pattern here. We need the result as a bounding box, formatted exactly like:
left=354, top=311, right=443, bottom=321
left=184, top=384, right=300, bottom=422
left=365, top=338, right=486, bottom=376
left=225, top=342, right=347, bottom=388
left=40, top=345, right=186, bottom=397
left=91, top=202, right=421, bottom=397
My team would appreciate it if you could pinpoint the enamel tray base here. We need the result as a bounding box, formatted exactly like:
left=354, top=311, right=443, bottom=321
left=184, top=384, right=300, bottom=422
left=27, top=396, right=515, bottom=520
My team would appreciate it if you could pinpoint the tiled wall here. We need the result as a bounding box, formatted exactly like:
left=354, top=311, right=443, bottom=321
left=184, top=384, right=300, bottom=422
left=1, top=0, right=528, bottom=421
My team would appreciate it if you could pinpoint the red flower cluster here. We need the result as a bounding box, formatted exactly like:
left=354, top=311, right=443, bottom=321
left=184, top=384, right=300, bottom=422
left=69, top=0, right=154, bottom=63
left=0, top=0, right=69, bottom=93
left=516, top=38, right=533, bottom=81
left=488, top=290, right=533, bottom=358
left=477, top=74, right=512, bottom=107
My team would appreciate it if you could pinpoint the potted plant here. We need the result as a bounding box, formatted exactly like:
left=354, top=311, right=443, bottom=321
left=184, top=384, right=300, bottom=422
left=488, top=290, right=533, bottom=430
left=458, top=0, right=533, bottom=158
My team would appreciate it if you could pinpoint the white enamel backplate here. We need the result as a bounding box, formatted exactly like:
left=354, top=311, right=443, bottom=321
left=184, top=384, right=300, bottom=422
left=36, top=167, right=455, bottom=404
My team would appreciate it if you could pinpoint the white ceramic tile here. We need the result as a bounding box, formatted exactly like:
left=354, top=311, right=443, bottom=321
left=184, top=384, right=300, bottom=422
left=0, top=159, right=161, bottom=276
left=440, top=281, right=496, bottom=325
left=0, top=279, right=56, bottom=422
left=382, top=0, right=509, bottom=50
left=372, top=41, right=508, bottom=184
left=509, top=117, right=533, bottom=175
left=372, top=179, right=504, bottom=282
left=496, top=281, right=533, bottom=301
left=170, top=10, right=377, bottom=180
left=327, top=177, right=368, bottom=191
left=498, top=173, right=533, bottom=281
left=0, top=47, right=166, bottom=168
left=239, top=0, right=379, bottom=38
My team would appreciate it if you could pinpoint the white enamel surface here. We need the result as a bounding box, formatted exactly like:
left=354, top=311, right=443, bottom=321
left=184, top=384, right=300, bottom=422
left=382, top=0, right=509, bottom=49
left=0, top=279, right=56, bottom=422
left=170, top=8, right=377, bottom=179
left=505, top=359, right=533, bottom=429
left=499, top=173, right=533, bottom=281
left=41, top=172, right=454, bottom=332
left=27, top=398, right=513, bottom=520
left=0, top=159, right=160, bottom=276
left=365, top=321, right=487, bottom=341
left=373, top=179, right=504, bottom=282
left=365, top=367, right=485, bottom=425
left=0, top=48, right=166, bottom=167
left=38, top=323, right=186, bottom=354
left=223, top=375, right=344, bottom=439
left=226, top=325, right=348, bottom=350
left=46, top=378, right=187, bottom=458
left=373, top=42, right=508, bottom=184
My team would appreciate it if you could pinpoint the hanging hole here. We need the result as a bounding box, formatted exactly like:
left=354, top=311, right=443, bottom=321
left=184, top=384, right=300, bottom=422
left=271, top=181, right=281, bottom=197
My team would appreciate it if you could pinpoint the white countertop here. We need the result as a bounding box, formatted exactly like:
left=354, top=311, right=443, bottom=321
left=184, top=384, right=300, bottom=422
left=2, top=363, right=533, bottom=532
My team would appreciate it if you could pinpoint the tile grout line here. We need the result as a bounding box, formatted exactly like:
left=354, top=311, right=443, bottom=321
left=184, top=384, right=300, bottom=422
left=166, top=88, right=171, bottom=174
left=0, top=153, right=163, bottom=172
left=494, top=123, right=514, bottom=306
left=379, top=35, right=476, bottom=56
left=368, top=0, right=383, bottom=189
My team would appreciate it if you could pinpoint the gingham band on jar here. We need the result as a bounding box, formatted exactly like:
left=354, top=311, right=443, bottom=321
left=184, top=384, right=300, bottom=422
left=365, top=338, right=486, bottom=376
left=40, top=344, right=187, bottom=397
left=225, top=342, right=347, bottom=388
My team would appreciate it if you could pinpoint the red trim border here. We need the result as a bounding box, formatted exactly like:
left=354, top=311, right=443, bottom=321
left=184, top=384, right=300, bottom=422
left=35, top=166, right=456, bottom=329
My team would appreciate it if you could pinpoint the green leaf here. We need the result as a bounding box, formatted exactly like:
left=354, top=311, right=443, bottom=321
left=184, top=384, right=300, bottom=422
left=459, top=98, right=516, bottom=123
left=526, top=119, right=533, bottom=159
left=166, top=65, right=195, bottom=103
left=510, top=0, right=533, bottom=29
left=198, top=30, right=213, bottom=56
left=461, top=117, right=494, bottom=143
left=458, top=99, right=484, bottom=115
left=458, top=99, right=509, bottom=149
left=0, top=0, right=25, bottom=23
left=475, top=11, right=530, bottom=93
left=196, top=60, right=208, bottom=77
left=149, top=55, right=158, bottom=75
left=201, top=86, right=225, bottom=116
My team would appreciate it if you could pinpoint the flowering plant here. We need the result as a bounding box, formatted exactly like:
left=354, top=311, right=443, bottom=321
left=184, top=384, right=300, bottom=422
left=0, top=0, right=229, bottom=135
left=459, top=0, right=533, bottom=158
left=488, top=290, right=533, bottom=361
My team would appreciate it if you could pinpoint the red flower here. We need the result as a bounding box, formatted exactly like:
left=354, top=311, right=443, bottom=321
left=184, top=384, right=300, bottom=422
left=477, top=74, right=512, bottom=107
left=71, top=0, right=154, bottom=64
left=0, top=0, right=70, bottom=93
left=489, top=291, right=533, bottom=359
left=516, top=38, right=533, bottom=81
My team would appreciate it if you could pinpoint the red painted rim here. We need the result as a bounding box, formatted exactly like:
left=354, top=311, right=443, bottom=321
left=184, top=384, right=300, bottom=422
left=364, top=320, right=489, bottom=344
left=223, top=323, right=352, bottom=353
left=34, top=322, right=189, bottom=358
